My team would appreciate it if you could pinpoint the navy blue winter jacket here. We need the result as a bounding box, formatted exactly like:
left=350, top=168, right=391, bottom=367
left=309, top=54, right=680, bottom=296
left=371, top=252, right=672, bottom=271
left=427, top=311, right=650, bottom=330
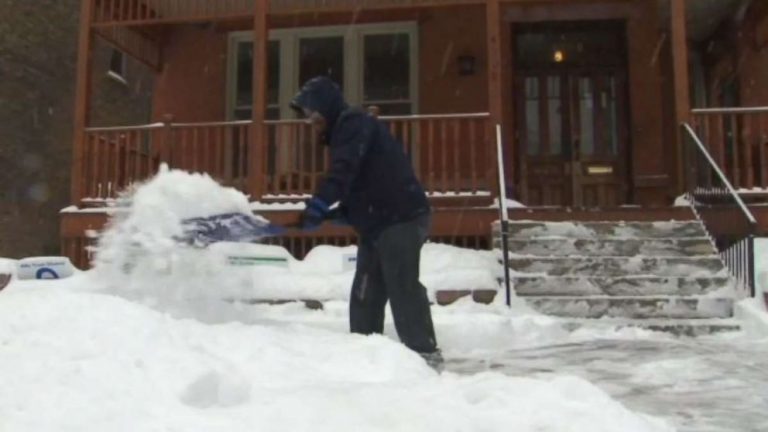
left=291, top=77, right=430, bottom=239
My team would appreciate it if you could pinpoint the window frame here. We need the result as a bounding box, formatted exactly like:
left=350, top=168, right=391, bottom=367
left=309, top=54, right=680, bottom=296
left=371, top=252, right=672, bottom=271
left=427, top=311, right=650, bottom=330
left=227, top=22, right=419, bottom=120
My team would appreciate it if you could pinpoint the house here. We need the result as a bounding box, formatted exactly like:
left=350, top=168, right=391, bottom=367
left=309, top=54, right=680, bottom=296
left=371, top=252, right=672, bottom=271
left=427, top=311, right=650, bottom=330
left=62, top=0, right=768, bottom=284
left=0, top=0, right=152, bottom=259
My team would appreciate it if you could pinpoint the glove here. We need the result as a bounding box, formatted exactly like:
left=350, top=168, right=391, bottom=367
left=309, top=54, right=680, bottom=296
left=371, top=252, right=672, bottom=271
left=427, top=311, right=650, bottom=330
left=326, top=205, right=349, bottom=226
left=300, top=197, right=330, bottom=231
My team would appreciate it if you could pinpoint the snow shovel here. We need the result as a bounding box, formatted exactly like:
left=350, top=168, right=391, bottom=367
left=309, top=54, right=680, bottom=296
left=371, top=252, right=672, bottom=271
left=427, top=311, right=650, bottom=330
left=176, top=212, right=295, bottom=248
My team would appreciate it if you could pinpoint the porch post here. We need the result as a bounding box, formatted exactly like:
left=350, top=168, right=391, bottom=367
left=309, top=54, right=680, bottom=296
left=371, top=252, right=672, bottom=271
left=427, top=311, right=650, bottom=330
left=250, top=0, right=269, bottom=200
left=486, top=0, right=505, bottom=198
left=671, top=0, right=691, bottom=194
left=71, top=0, right=95, bottom=204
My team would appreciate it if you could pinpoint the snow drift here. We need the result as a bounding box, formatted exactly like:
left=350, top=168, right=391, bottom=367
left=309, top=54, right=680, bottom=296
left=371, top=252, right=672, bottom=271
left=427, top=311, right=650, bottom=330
left=0, top=288, right=674, bottom=432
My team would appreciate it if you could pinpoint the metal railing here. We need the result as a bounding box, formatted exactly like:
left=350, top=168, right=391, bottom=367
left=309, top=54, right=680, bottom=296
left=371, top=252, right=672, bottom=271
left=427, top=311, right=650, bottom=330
left=681, top=122, right=757, bottom=297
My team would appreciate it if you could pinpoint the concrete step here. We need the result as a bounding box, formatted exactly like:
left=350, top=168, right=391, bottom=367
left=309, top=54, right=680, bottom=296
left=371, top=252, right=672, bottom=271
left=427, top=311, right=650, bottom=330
left=499, top=238, right=716, bottom=257
left=495, top=221, right=707, bottom=239
left=522, top=296, right=734, bottom=319
left=513, top=276, right=733, bottom=297
left=560, top=318, right=741, bottom=337
left=507, top=256, right=726, bottom=277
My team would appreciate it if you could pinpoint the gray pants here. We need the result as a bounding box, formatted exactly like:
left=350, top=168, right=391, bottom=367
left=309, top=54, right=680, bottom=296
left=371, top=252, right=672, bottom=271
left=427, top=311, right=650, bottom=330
left=350, top=213, right=438, bottom=354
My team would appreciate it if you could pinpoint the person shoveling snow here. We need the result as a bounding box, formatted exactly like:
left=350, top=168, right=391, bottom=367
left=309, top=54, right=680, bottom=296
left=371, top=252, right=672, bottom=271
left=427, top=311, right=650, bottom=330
left=290, top=76, right=441, bottom=369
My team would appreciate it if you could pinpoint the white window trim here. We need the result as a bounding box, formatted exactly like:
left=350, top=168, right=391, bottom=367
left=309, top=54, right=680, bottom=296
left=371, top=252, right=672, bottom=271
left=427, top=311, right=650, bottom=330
left=226, top=22, right=419, bottom=120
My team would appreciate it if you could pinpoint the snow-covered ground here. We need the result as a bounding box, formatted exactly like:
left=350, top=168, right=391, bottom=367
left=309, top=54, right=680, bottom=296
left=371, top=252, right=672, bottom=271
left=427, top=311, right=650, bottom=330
left=0, top=276, right=679, bottom=432
left=1, top=168, right=765, bottom=431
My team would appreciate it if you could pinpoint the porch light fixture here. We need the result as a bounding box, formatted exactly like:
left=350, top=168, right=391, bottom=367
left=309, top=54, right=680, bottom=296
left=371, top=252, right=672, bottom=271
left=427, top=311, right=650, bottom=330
left=457, top=55, right=476, bottom=76
left=553, top=49, right=565, bottom=63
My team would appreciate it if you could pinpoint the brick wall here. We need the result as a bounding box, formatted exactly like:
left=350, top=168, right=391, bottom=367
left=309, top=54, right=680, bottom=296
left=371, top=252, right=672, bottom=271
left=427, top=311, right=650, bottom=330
left=0, top=0, right=153, bottom=259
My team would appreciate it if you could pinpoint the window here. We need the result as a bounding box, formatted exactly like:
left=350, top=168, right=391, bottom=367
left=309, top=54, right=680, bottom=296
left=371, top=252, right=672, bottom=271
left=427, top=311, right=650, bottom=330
left=228, top=23, right=418, bottom=120
left=108, top=49, right=127, bottom=84
left=233, top=40, right=281, bottom=120
left=363, top=33, right=412, bottom=115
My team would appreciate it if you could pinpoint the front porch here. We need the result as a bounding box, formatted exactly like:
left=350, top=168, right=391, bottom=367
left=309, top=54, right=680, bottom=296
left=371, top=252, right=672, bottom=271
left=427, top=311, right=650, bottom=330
left=64, top=0, right=768, bottom=268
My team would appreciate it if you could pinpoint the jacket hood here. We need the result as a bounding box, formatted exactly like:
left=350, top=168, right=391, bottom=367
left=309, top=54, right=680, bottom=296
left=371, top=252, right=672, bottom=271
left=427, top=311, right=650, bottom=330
left=290, top=76, right=348, bottom=143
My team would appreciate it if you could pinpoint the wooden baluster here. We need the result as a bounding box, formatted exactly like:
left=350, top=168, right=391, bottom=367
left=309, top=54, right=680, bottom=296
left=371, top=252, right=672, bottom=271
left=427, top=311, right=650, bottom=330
left=108, top=133, right=117, bottom=198
left=148, top=128, right=156, bottom=177
left=105, top=0, right=112, bottom=22
left=469, top=119, right=478, bottom=193
left=175, top=128, right=184, bottom=169
left=205, top=126, right=214, bottom=180
left=88, top=133, right=97, bottom=197
left=440, top=119, right=448, bottom=193
left=159, top=115, right=172, bottom=166
left=453, top=118, right=461, bottom=193
left=713, top=113, right=725, bottom=176
left=191, top=127, right=199, bottom=172
left=428, top=119, right=435, bottom=193
left=745, top=114, right=755, bottom=189
left=213, top=126, right=223, bottom=183
left=130, top=130, right=138, bottom=185
left=240, top=125, right=248, bottom=189
left=730, top=114, right=740, bottom=188
left=121, top=131, right=128, bottom=190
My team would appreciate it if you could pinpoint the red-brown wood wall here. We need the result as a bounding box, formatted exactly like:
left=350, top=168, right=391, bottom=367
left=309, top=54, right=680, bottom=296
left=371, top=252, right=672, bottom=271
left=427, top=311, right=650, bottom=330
left=146, top=0, right=675, bottom=205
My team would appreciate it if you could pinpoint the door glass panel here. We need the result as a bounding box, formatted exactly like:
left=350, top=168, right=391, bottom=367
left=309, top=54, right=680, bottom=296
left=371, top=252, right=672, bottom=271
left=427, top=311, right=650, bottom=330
left=364, top=33, right=411, bottom=105
left=607, top=77, right=619, bottom=156
left=299, top=36, right=344, bottom=90
left=547, top=76, right=562, bottom=155
left=578, top=77, right=595, bottom=156
left=235, top=40, right=280, bottom=120
left=525, top=77, right=540, bottom=156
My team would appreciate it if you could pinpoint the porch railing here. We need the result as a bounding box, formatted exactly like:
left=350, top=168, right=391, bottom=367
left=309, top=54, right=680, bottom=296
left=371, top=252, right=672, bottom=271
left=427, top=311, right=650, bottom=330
left=264, top=113, right=494, bottom=196
left=691, top=107, right=768, bottom=190
left=78, top=113, right=494, bottom=202
left=681, top=122, right=757, bottom=297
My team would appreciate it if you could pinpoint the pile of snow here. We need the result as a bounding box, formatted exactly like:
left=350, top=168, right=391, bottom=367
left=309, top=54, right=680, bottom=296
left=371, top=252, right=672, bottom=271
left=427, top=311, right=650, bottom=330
left=92, top=166, right=269, bottom=302
left=90, top=168, right=501, bottom=306
left=673, top=195, right=691, bottom=207
left=0, top=287, right=674, bottom=432
left=490, top=196, right=527, bottom=209
left=0, top=258, right=16, bottom=276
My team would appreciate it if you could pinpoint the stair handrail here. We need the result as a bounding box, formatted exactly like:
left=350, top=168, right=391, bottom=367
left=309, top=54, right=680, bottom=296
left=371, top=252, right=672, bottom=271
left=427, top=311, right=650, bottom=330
left=681, top=122, right=756, bottom=226
left=681, top=122, right=757, bottom=298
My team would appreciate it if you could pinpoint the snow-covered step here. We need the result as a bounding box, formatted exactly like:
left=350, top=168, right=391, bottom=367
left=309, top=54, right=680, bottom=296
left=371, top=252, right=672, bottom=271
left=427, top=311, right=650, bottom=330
left=508, top=256, right=725, bottom=277
left=560, top=318, right=741, bottom=337
left=522, top=296, right=734, bottom=319
left=498, top=238, right=715, bottom=257
left=496, top=221, right=706, bottom=239
left=513, top=276, right=732, bottom=297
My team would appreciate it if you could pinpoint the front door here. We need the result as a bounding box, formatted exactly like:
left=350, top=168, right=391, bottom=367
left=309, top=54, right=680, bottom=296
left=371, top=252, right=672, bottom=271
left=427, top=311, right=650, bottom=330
left=514, top=22, right=629, bottom=207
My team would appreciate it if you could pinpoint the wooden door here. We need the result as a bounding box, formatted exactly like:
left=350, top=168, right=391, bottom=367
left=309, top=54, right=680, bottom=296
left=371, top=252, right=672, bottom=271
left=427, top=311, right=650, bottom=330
left=516, top=70, right=628, bottom=207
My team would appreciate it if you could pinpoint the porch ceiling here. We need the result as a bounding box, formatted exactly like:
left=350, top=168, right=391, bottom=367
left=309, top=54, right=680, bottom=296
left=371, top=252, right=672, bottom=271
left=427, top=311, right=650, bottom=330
left=659, top=0, right=748, bottom=42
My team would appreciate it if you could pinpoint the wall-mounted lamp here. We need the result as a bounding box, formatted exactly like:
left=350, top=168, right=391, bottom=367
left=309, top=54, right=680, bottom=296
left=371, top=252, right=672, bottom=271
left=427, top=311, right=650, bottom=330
left=553, top=49, right=565, bottom=63
left=457, top=55, right=476, bottom=76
